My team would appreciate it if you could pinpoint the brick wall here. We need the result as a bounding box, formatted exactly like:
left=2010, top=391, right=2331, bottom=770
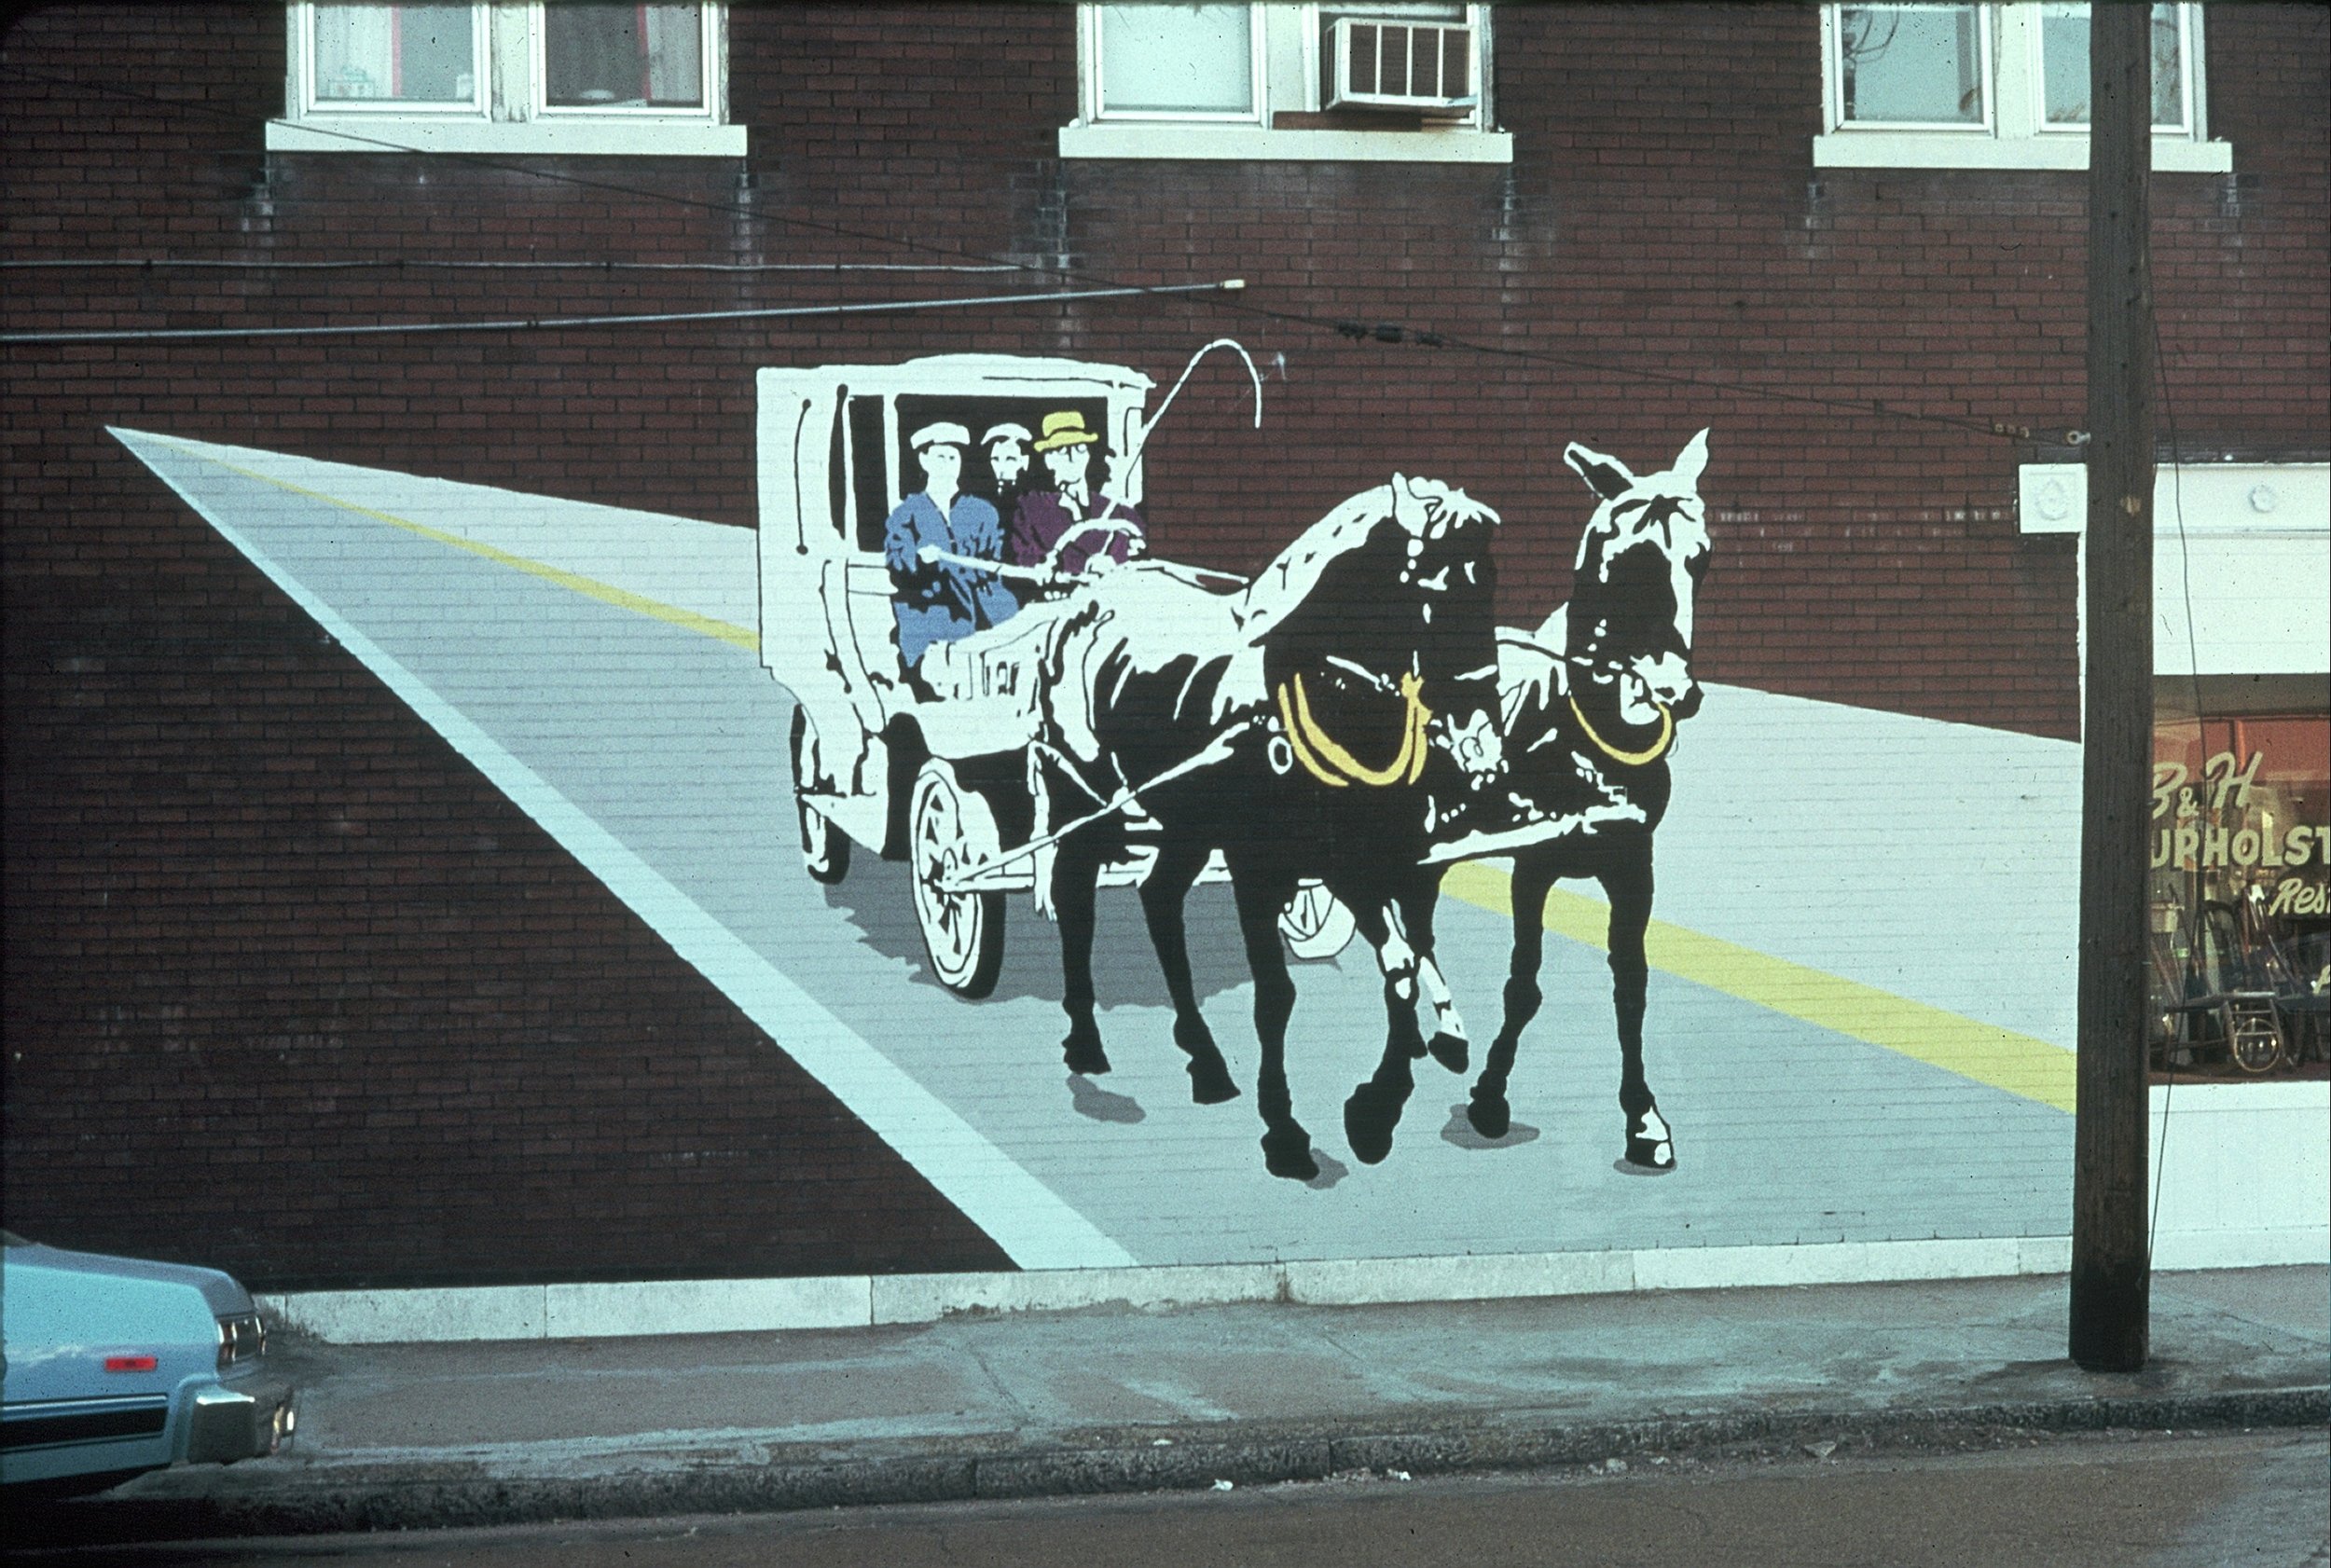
left=4, top=4, right=2324, bottom=1287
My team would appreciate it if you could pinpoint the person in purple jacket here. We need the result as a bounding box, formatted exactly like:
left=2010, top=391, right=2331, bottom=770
left=1004, top=410, right=1143, bottom=604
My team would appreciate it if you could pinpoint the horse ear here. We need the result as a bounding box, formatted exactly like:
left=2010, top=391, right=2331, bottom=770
left=1389, top=473, right=1427, bottom=532
left=1565, top=444, right=1634, bottom=501
left=1670, top=429, right=1711, bottom=487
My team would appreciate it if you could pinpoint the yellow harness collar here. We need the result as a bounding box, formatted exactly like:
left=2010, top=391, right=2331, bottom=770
left=1276, top=670, right=1431, bottom=790
left=1568, top=691, right=1674, bottom=767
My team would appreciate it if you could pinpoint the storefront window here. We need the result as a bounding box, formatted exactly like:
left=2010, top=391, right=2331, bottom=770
left=2149, top=708, right=2331, bottom=1077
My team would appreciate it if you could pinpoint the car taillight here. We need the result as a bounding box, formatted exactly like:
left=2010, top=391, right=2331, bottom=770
left=215, top=1311, right=266, bottom=1369
left=103, top=1355, right=159, bottom=1372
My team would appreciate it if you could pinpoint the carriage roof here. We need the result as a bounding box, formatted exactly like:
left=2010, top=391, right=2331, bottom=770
left=756, top=354, right=1156, bottom=400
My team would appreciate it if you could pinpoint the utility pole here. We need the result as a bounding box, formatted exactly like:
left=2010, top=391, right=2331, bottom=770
left=2070, top=0, right=2156, bottom=1374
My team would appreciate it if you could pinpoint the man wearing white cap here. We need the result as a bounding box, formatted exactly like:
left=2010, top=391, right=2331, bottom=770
left=981, top=420, right=1034, bottom=517
left=884, top=420, right=1016, bottom=673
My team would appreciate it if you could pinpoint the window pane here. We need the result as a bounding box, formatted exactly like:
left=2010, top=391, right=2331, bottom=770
left=2040, top=4, right=2187, bottom=129
left=311, top=3, right=476, bottom=103
left=1837, top=5, right=1983, bottom=125
left=1097, top=4, right=1253, bottom=116
left=545, top=3, right=706, bottom=108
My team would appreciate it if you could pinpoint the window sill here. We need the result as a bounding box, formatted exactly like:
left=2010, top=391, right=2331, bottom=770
left=266, top=118, right=748, bottom=158
left=1813, top=131, right=2230, bottom=173
left=1057, top=121, right=1511, bottom=164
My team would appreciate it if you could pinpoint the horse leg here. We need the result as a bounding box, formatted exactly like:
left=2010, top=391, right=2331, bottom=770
left=1405, top=875, right=1469, bottom=1074
left=1053, top=834, right=1111, bottom=1076
left=1138, top=839, right=1238, bottom=1105
left=1604, top=847, right=1674, bottom=1171
left=1230, top=860, right=1315, bottom=1181
left=1469, top=853, right=1558, bottom=1140
left=1342, top=893, right=1420, bottom=1165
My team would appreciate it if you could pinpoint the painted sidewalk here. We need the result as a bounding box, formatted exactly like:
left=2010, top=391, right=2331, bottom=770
left=117, top=429, right=2082, bottom=1272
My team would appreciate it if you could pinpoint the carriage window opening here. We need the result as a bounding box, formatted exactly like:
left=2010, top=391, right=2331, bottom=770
left=848, top=396, right=890, bottom=555
left=826, top=402, right=848, bottom=544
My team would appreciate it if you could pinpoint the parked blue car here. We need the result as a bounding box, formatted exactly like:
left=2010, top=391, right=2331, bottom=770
left=1, top=1231, right=295, bottom=1492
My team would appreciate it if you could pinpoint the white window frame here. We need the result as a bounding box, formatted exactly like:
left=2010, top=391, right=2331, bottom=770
left=269, top=2, right=746, bottom=157
left=1063, top=4, right=1511, bottom=164
left=1084, top=3, right=1268, bottom=125
left=1814, top=3, right=2230, bottom=172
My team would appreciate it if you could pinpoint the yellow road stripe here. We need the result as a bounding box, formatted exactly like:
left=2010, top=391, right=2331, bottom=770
left=1441, top=861, right=2076, bottom=1113
left=156, top=438, right=761, bottom=654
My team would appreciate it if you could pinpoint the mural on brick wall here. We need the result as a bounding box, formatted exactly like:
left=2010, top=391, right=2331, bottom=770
left=771, top=350, right=1708, bottom=1184
left=113, top=344, right=2090, bottom=1273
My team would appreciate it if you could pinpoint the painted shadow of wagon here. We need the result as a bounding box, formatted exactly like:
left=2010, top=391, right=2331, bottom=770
left=756, top=353, right=1354, bottom=997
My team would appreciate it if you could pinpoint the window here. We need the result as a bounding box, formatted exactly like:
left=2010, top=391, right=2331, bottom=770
left=1063, top=4, right=1510, bottom=164
left=1815, top=3, right=2228, bottom=171
left=269, top=2, right=744, bottom=157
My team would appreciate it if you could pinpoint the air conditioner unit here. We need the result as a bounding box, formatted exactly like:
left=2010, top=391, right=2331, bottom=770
left=1326, top=18, right=1476, bottom=117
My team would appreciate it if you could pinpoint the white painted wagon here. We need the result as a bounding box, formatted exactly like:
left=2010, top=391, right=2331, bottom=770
left=756, top=353, right=1352, bottom=997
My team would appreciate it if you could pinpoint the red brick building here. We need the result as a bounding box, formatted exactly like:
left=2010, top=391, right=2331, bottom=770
left=5, top=5, right=2324, bottom=1297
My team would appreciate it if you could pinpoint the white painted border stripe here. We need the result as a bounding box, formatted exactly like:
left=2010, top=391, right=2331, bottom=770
left=257, top=1231, right=2324, bottom=1344
left=115, top=428, right=1134, bottom=1274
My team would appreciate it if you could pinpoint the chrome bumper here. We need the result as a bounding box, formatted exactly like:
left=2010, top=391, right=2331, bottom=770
left=186, top=1378, right=296, bottom=1465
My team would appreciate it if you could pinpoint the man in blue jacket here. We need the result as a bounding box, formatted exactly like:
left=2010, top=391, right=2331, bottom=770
left=885, top=421, right=1017, bottom=678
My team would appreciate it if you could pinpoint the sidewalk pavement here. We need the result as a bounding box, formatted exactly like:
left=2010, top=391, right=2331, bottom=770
left=23, top=1266, right=2329, bottom=1546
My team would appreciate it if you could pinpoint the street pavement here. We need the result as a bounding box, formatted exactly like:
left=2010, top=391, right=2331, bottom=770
left=11, top=1266, right=2324, bottom=1548
left=19, top=1431, right=2328, bottom=1568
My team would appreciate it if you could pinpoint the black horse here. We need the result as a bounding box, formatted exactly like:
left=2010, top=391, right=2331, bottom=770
left=1456, top=432, right=1713, bottom=1173
left=1032, top=475, right=1505, bottom=1180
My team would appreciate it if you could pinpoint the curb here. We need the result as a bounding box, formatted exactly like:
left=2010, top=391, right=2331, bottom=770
left=12, top=1386, right=2325, bottom=1548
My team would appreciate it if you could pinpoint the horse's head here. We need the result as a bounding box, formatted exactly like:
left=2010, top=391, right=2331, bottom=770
left=1561, top=430, right=1712, bottom=734
left=1243, top=475, right=1503, bottom=796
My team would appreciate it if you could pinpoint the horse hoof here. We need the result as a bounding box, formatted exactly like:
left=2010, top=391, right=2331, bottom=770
left=1622, top=1137, right=1676, bottom=1173
left=1466, top=1090, right=1510, bottom=1141
left=1427, top=1032, right=1469, bottom=1074
left=1187, top=1054, right=1241, bottom=1106
left=1262, top=1128, right=1318, bottom=1182
left=1343, top=1087, right=1402, bottom=1164
left=1062, top=1028, right=1110, bottom=1078
left=1622, top=1105, right=1674, bottom=1172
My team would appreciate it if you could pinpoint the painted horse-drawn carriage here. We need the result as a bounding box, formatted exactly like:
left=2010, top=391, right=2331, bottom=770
left=756, top=353, right=1355, bottom=998
left=760, top=351, right=1714, bottom=1181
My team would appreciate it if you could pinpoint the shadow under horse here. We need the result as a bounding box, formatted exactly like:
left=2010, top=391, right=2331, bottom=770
left=1339, top=432, right=1713, bottom=1175
left=1033, top=475, right=1505, bottom=1180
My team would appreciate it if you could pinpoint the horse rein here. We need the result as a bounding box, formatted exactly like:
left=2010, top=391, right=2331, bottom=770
left=1276, top=669, right=1431, bottom=790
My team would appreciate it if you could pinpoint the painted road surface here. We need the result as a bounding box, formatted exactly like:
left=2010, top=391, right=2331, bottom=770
left=117, top=430, right=2079, bottom=1271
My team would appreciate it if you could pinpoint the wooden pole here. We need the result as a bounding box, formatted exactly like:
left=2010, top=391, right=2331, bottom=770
left=2069, top=0, right=2155, bottom=1374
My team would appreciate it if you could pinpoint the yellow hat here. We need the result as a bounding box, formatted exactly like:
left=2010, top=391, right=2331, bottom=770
left=1032, top=410, right=1099, bottom=452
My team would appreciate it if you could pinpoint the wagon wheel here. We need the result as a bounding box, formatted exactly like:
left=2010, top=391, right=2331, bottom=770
left=789, top=708, right=849, bottom=885
left=909, top=758, right=1007, bottom=998
left=1278, top=880, right=1356, bottom=961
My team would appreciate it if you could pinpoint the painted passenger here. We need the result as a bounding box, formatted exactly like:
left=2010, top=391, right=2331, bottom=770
left=884, top=421, right=1017, bottom=674
left=981, top=421, right=1034, bottom=518
left=1004, top=410, right=1142, bottom=602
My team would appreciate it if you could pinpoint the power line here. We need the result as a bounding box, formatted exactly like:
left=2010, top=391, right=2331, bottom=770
left=0, top=279, right=1245, bottom=346
left=1, top=257, right=1017, bottom=274
left=0, top=60, right=2077, bottom=441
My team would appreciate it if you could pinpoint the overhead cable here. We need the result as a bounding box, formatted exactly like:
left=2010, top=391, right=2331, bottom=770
left=0, top=279, right=1246, bottom=346
left=0, top=60, right=2080, bottom=441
